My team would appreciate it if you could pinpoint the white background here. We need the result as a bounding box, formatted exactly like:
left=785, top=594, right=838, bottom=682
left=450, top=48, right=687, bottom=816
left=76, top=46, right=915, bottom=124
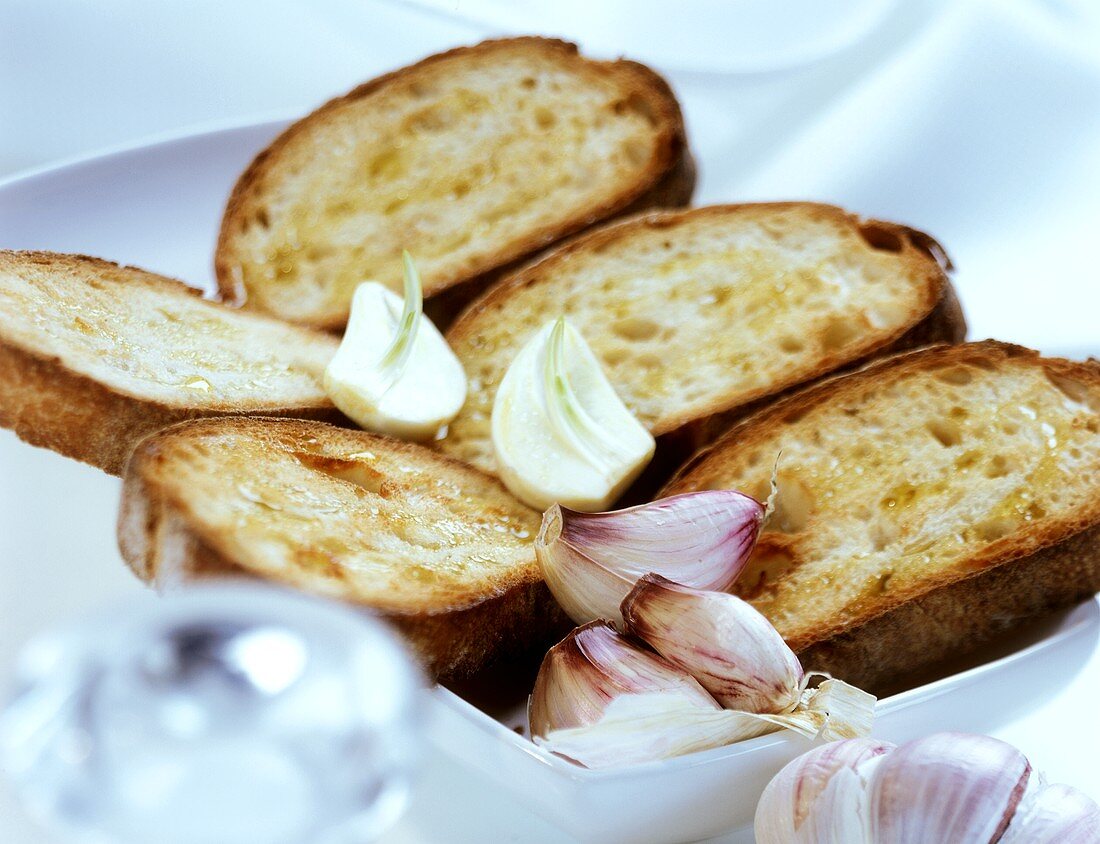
left=1, top=0, right=1099, bottom=841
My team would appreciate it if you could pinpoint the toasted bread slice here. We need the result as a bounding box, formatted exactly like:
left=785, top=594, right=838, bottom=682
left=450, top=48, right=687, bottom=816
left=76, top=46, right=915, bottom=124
left=215, top=37, right=693, bottom=330
left=0, top=251, right=342, bottom=474
left=439, top=203, right=965, bottom=483
left=663, top=342, right=1100, bottom=692
left=118, top=417, right=569, bottom=679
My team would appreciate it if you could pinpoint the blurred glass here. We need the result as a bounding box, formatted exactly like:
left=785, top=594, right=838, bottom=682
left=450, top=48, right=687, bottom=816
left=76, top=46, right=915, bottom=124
left=0, top=584, right=423, bottom=844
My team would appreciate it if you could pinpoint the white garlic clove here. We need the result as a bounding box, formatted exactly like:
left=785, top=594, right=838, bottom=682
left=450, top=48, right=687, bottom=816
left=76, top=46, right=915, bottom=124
left=621, top=574, right=804, bottom=713
left=755, top=738, right=895, bottom=844
left=527, top=621, right=719, bottom=739
left=868, top=732, right=1031, bottom=843
left=535, top=490, right=766, bottom=626
left=1000, top=782, right=1100, bottom=843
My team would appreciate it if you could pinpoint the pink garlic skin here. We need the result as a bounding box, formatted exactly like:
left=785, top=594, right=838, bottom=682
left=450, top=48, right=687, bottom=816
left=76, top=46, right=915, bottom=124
left=755, top=738, right=895, bottom=844
left=868, top=732, right=1031, bottom=843
left=1000, top=782, right=1100, bottom=843
left=527, top=620, right=719, bottom=738
left=536, top=490, right=765, bottom=625
left=621, top=573, right=803, bottom=713
left=758, top=733, right=1100, bottom=843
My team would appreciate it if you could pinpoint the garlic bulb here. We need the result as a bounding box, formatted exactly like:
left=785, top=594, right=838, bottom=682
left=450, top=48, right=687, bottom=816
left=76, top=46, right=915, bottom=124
left=528, top=621, right=719, bottom=738
left=621, top=573, right=803, bottom=713
left=535, top=490, right=766, bottom=626
left=755, top=733, right=1100, bottom=843
left=755, top=738, right=895, bottom=844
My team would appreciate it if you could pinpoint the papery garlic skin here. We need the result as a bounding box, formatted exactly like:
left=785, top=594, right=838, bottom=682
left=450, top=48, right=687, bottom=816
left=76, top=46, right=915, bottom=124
left=538, top=678, right=873, bottom=770
left=536, top=491, right=766, bottom=625
left=756, top=733, right=1100, bottom=844
left=621, top=574, right=804, bottom=713
left=754, top=738, right=894, bottom=844
left=1001, top=782, right=1100, bottom=843
left=491, top=318, right=655, bottom=511
left=324, top=252, right=466, bottom=440
left=528, top=621, right=719, bottom=739
left=867, top=732, right=1030, bottom=843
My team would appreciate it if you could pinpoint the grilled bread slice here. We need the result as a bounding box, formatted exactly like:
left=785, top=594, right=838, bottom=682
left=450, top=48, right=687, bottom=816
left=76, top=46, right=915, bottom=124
left=118, top=417, right=569, bottom=679
left=439, top=203, right=965, bottom=482
left=663, top=342, right=1100, bottom=693
left=215, top=37, right=694, bottom=330
left=0, top=251, right=342, bottom=474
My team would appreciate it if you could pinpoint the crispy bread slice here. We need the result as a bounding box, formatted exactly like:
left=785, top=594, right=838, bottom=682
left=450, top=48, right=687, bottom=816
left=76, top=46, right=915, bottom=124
left=663, top=342, right=1100, bottom=692
left=215, top=37, right=694, bottom=330
left=0, top=251, right=342, bottom=474
left=118, top=417, right=570, bottom=679
left=439, top=203, right=965, bottom=483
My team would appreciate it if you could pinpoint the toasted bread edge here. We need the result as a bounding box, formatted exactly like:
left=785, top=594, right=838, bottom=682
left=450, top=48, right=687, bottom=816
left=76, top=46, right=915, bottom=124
left=214, top=37, right=694, bottom=329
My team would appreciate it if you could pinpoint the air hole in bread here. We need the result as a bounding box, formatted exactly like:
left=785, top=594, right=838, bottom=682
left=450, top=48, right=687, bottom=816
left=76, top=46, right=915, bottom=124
left=254, top=210, right=270, bottom=230
left=612, top=92, right=657, bottom=126
left=738, top=543, right=796, bottom=601
left=779, top=336, right=805, bottom=354
left=601, top=347, right=629, bottom=367
left=984, top=454, right=1012, bottom=478
left=1046, top=372, right=1095, bottom=409
left=520, top=77, right=537, bottom=90
left=926, top=418, right=963, bottom=447
left=1000, top=420, right=1020, bottom=435
left=857, top=222, right=903, bottom=253
left=783, top=409, right=807, bottom=425
left=869, top=520, right=899, bottom=551
left=293, top=452, right=388, bottom=496
left=821, top=316, right=861, bottom=352
left=970, top=516, right=1015, bottom=543
left=612, top=316, right=661, bottom=342
left=533, top=106, right=556, bottom=130
left=636, top=352, right=662, bottom=369
left=936, top=367, right=973, bottom=386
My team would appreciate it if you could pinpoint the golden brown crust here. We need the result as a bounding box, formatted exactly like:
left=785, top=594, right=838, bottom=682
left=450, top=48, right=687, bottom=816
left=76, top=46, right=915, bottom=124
left=0, top=252, right=345, bottom=474
left=117, top=417, right=571, bottom=679
left=215, top=37, right=693, bottom=329
left=796, top=522, right=1100, bottom=694
left=664, top=342, right=1100, bottom=693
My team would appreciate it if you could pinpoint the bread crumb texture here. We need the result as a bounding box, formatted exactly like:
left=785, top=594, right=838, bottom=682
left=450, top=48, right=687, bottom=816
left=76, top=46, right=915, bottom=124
left=0, top=252, right=336, bottom=409
left=222, top=41, right=671, bottom=326
left=142, top=421, right=541, bottom=614
left=443, top=205, right=944, bottom=474
left=668, top=346, right=1100, bottom=645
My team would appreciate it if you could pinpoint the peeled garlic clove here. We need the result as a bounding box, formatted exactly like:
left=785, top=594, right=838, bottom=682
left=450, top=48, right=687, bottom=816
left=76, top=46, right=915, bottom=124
left=868, top=732, right=1031, bottom=843
left=491, top=317, right=654, bottom=511
left=528, top=621, right=719, bottom=739
left=536, top=490, right=766, bottom=625
left=755, top=738, right=894, bottom=844
left=621, top=574, right=803, bottom=713
left=324, top=252, right=466, bottom=440
left=1001, top=782, right=1100, bottom=843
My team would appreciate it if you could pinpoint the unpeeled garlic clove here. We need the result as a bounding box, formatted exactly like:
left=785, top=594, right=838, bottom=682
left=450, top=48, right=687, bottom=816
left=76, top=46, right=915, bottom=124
left=537, top=677, right=874, bottom=770
left=621, top=574, right=803, bottom=713
left=536, top=490, right=766, bottom=625
left=528, top=621, right=719, bottom=739
left=867, top=732, right=1031, bottom=843
left=754, top=738, right=894, bottom=844
left=1001, top=782, right=1100, bottom=843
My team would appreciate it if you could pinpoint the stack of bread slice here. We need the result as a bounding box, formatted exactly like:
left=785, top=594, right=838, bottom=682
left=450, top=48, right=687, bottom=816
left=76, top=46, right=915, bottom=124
left=2, top=36, right=1096, bottom=689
